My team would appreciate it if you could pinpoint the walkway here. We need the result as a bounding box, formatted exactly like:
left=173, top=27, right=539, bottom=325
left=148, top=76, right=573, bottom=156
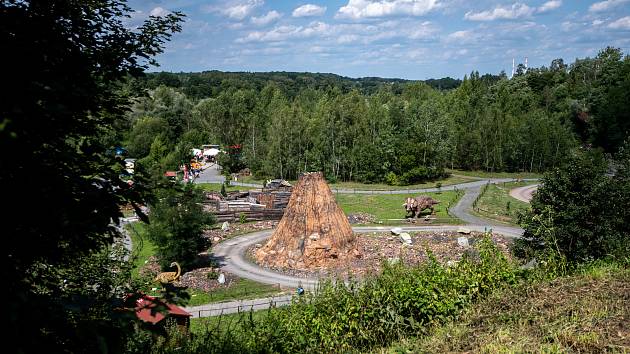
left=184, top=187, right=525, bottom=317
left=509, top=184, right=539, bottom=203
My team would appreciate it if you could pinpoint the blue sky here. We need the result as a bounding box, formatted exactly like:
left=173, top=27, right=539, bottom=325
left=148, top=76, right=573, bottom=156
left=127, top=0, right=630, bottom=79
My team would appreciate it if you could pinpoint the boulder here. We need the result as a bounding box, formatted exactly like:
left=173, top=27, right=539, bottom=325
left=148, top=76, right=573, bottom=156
left=457, top=227, right=471, bottom=234
left=221, top=221, right=230, bottom=231
left=399, top=233, right=412, bottom=245
left=457, top=236, right=469, bottom=247
left=391, top=227, right=403, bottom=235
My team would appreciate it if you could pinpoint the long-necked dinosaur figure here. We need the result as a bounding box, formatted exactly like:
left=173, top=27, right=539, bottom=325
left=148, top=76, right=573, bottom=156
left=154, top=262, right=181, bottom=283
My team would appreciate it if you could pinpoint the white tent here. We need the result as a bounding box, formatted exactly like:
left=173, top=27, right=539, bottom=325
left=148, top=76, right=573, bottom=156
left=203, top=148, right=221, bottom=156
left=192, top=148, right=202, bottom=156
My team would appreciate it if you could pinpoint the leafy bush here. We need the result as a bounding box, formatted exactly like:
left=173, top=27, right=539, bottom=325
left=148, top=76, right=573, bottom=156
left=147, top=183, right=215, bottom=271
left=146, top=236, right=517, bottom=353
left=400, top=166, right=447, bottom=185
left=515, top=146, right=630, bottom=263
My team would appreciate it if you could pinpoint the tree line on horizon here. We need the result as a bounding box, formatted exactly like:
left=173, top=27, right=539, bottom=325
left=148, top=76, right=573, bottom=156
left=123, top=47, right=629, bottom=184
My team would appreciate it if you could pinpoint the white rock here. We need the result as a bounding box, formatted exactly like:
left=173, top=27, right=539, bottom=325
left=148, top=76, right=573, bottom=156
left=254, top=243, right=262, bottom=248
left=217, top=273, right=226, bottom=284
left=457, top=227, right=471, bottom=234
left=309, top=233, right=319, bottom=241
left=221, top=221, right=230, bottom=231
left=213, top=237, right=221, bottom=242
left=399, top=233, right=412, bottom=245
left=391, top=227, right=403, bottom=235
left=457, top=237, right=469, bottom=247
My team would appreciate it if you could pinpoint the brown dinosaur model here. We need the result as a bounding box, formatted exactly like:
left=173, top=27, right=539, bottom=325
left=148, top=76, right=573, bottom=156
left=154, top=262, right=181, bottom=284
left=403, top=196, right=440, bottom=218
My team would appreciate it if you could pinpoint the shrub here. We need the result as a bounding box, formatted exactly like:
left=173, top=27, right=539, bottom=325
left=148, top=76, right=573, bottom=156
left=515, top=147, right=630, bottom=263
left=149, top=236, right=517, bottom=353
left=147, top=183, right=215, bottom=271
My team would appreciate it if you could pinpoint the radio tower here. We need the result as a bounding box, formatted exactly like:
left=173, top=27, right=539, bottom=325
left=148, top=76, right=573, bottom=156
left=525, top=57, right=528, bottom=73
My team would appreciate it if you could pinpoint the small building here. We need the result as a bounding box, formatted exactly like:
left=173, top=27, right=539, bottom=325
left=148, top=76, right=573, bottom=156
left=135, top=295, right=191, bottom=331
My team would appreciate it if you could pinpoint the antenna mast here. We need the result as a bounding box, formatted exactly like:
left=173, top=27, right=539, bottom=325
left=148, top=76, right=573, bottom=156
left=524, top=57, right=528, bottom=73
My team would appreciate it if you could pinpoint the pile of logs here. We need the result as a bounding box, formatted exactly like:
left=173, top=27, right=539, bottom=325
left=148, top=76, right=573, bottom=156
left=203, top=188, right=292, bottom=222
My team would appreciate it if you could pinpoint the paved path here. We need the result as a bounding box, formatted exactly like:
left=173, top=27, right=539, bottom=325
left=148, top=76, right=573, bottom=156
left=195, top=162, right=225, bottom=183
left=188, top=187, right=524, bottom=317
left=186, top=294, right=294, bottom=318
left=185, top=167, right=537, bottom=317
left=195, top=164, right=538, bottom=195
left=509, top=184, right=539, bottom=203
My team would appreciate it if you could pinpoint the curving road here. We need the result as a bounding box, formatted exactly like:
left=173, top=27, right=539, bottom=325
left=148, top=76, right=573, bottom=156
left=509, top=184, right=539, bottom=203
left=186, top=168, right=537, bottom=317
left=194, top=162, right=538, bottom=195
left=210, top=184, right=524, bottom=290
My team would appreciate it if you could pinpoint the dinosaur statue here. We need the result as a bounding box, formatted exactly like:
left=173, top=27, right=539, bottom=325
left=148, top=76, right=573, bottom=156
left=403, top=196, right=440, bottom=218
left=154, top=262, right=181, bottom=284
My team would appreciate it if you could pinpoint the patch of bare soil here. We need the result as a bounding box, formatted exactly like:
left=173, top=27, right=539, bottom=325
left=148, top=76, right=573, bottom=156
left=250, top=231, right=512, bottom=279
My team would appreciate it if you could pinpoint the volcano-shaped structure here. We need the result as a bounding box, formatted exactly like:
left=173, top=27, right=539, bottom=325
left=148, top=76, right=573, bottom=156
left=256, top=172, right=360, bottom=269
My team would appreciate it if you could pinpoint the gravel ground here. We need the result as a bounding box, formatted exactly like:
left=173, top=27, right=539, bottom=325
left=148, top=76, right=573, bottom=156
left=248, top=231, right=513, bottom=279
left=203, top=220, right=278, bottom=243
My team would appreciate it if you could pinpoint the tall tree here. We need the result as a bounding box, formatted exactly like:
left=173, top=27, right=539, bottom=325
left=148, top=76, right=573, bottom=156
left=0, top=1, right=183, bottom=352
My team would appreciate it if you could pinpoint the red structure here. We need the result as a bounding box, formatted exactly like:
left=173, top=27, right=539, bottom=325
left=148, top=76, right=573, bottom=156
left=135, top=295, right=191, bottom=329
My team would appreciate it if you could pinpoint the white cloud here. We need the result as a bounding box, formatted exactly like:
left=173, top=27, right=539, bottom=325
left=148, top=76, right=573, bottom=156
left=561, top=21, right=578, bottom=31
left=251, top=10, right=282, bottom=25
left=446, top=29, right=475, bottom=41
left=205, top=0, right=263, bottom=20
left=292, top=4, right=327, bottom=17
left=408, top=21, right=436, bottom=39
left=464, top=1, right=561, bottom=21
left=538, top=0, right=561, bottom=13
left=236, top=21, right=331, bottom=43
left=337, top=34, right=361, bottom=43
left=592, top=19, right=604, bottom=26
left=336, top=0, right=440, bottom=20
left=589, top=0, right=629, bottom=13
left=464, top=3, right=534, bottom=21
left=608, top=16, right=630, bottom=29
left=235, top=18, right=438, bottom=45
left=149, top=7, right=170, bottom=17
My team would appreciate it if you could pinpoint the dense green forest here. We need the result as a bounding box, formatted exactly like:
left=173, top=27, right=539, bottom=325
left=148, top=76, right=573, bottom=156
left=123, top=48, right=629, bottom=184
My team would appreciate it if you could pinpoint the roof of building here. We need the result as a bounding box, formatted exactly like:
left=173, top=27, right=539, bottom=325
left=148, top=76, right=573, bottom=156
left=135, top=295, right=191, bottom=325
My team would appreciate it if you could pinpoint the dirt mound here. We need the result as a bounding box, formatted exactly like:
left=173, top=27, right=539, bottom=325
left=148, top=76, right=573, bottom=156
left=256, top=172, right=361, bottom=269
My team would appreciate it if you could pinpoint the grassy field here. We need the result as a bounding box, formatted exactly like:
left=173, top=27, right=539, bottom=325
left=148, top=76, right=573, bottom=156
left=472, top=182, right=533, bottom=225
left=384, top=264, right=630, bottom=353
left=447, top=168, right=543, bottom=179
left=126, top=222, right=155, bottom=279
left=187, top=279, right=284, bottom=306
left=239, top=175, right=473, bottom=190
left=190, top=309, right=270, bottom=335
left=329, top=175, right=472, bottom=191
left=335, top=190, right=463, bottom=225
